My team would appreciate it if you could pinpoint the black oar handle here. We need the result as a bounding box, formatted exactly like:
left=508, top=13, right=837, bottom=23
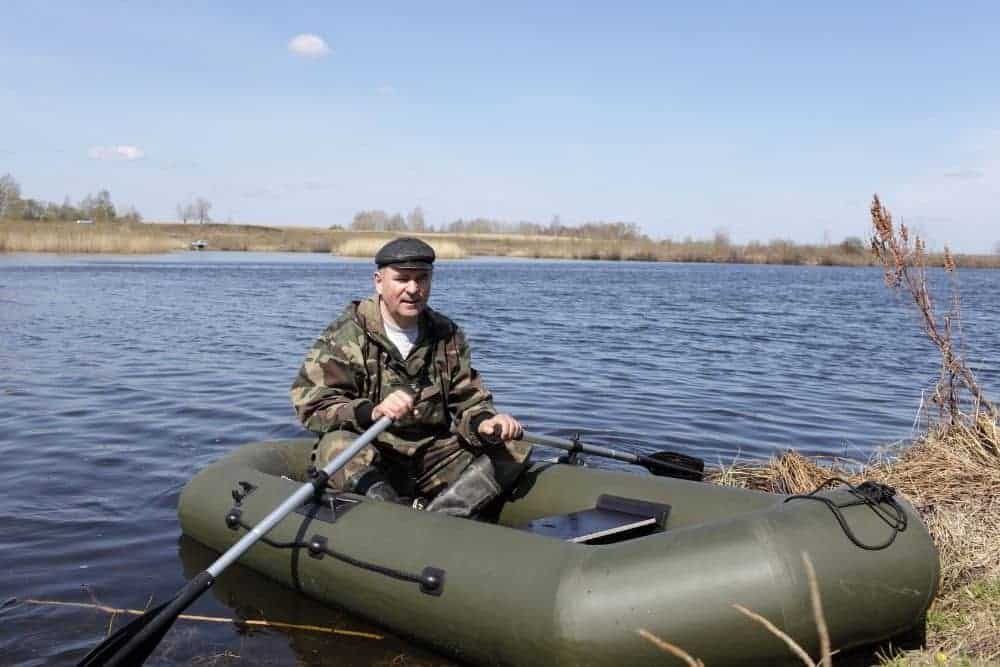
left=524, top=433, right=638, bottom=465
left=522, top=432, right=704, bottom=480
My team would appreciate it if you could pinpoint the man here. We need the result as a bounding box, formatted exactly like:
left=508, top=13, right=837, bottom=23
left=290, top=237, right=530, bottom=517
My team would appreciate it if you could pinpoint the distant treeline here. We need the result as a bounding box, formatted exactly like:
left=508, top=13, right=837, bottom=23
left=347, top=209, right=643, bottom=241
left=0, top=172, right=141, bottom=223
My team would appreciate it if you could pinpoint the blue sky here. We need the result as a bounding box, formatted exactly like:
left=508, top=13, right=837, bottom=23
left=2, top=1, right=998, bottom=251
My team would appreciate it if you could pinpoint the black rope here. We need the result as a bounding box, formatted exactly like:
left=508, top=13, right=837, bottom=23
left=224, top=509, right=444, bottom=596
left=784, top=477, right=907, bottom=551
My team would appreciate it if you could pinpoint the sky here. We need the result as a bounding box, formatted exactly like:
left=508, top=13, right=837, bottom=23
left=1, top=1, right=998, bottom=252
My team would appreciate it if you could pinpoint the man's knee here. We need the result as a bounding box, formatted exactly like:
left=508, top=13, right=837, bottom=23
left=311, top=430, right=376, bottom=489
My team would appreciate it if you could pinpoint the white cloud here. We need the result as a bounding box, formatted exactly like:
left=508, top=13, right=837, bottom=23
left=375, top=84, right=395, bottom=96
left=288, top=34, right=331, bottom=58
left=88, top=145, right=145, bottom=161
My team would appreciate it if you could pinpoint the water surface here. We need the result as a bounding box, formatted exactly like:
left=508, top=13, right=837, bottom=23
left=1, top=252, right=997, bottom=664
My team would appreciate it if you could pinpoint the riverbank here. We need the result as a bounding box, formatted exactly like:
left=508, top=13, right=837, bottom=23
left=3, top=220, right=998, bottom=267
left=708, top=412, right=1000, bottom=665
left=0, top=220, right=177, bottom=254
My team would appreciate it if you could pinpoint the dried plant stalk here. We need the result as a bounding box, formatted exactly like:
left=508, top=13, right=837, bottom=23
left=636, top=629, right=705, bottom=666
left=869, top=194, right=996, bottom=421
left=732, top=604, right=817, bottom=667
left=802, top=553, right=832, bottom=667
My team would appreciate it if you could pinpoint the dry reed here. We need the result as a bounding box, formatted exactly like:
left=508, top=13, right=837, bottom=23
left=22, top=598, right=384, bottom=640
left=0, top=221, right=177, bottom=254
left=4, top=219, right=1000, bottom=266
left=335, top=236, right=467, bottom=260
left=636, top=628, right=705, bottom=666
left=870, top=195, right=995, bottom=418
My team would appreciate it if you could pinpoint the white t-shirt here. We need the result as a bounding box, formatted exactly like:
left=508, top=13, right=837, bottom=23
left=383, top=319, right=420, bottom=359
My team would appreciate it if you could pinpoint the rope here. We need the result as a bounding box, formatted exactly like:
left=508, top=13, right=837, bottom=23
left=783, top=478, right=908, bottom=550
left=228, top=514, right=444, bottom=595
left=19, top=599, right=383, bottom=639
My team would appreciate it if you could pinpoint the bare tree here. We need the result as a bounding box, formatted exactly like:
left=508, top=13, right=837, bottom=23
left=176, top=202, right=193, bottom=224
left=80, top=190, right=116, bottom=222
left=352, top=210, right=390, bottom=231
left=0, top=173, right=21, bottom=218
left=406, top=207, right=426, bottom=232
left=385, top=213, right=407, bottom=231
left=193, top=197, right=212, bottom=224
left=19, top=199, right=45, bottom=220
left=120, top=206, right=142, bottom=224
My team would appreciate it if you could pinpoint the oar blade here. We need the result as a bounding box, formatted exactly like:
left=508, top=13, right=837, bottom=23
left=77, top=571, right=214, bottom=667
left=644, top=451, right=705, bottom=481
left=77, top=599, right=175, bottom=666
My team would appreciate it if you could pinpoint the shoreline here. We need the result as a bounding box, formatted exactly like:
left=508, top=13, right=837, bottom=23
left=3, top=220, right=999, bottom=268
left=709, top=413, right=1000, bottom=665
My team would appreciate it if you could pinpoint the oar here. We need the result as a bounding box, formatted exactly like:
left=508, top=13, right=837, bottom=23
left=521, top=432, right=705, bottom=481
left=78, top=416, right=393, bottom=667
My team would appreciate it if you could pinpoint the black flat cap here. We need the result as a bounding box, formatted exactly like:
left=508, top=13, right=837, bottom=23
left=375, top=237, right=436, bottom=269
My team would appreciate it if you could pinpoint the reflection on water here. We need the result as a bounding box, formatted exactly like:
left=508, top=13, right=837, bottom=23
left=0, top=253, right=997, bottom=664
left=173, top=536, right=454, bottom=666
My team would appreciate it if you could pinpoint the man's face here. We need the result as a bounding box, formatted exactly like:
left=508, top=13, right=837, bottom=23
left=374, top=266, right=433, bottom=326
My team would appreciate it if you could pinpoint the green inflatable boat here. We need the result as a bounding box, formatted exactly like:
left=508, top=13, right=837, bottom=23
left=178, top=439, right=939, bottom=666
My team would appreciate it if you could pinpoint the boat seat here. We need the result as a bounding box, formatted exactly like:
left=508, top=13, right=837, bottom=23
left=518, top=494, right=671, bottom=544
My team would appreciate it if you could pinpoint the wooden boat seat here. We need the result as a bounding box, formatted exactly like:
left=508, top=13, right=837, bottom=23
left=518, top=494, right=671, bottom=544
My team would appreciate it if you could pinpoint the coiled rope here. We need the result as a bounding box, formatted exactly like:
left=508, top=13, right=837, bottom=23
left=784, top=478, right=907, bottom=550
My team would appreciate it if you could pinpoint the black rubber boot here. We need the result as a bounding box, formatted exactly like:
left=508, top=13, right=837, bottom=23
left=424, top=455, right=502, bottom=518
left=347, top=467, right=402, bottom=503
left=364, top=480, right=401, bottom=503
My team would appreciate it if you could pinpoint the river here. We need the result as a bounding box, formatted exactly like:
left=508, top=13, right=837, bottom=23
left=1, top=252, right=997, bottom=665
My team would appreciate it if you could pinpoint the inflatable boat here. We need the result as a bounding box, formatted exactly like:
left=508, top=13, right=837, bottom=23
left=178, top=439, right=939, bottom=666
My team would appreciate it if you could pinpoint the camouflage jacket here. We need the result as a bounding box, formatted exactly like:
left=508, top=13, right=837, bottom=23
left=290, top=296, right=498, bottom=455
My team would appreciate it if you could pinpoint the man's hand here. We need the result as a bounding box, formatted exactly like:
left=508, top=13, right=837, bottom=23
left=372, top=389, right=415, bottom=421
left=478, top=414, right=523, bottom=442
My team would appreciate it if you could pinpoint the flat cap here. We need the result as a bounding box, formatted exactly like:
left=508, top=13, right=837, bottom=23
left=375, top=237, right=436, bottom=269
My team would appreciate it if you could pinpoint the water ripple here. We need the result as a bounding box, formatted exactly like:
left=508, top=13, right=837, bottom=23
left=0, top=255, right=997, bottom=663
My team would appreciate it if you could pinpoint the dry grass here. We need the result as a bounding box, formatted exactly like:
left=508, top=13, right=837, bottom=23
left=335, top=236, right=467, bottom=259
left=155, top=223, right=334, bottom=252
left=3, top=220, right=999, bottom=266
left=0, top=221, right=178, bottom=254
left=709, top=412, right=1000, bottom=663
